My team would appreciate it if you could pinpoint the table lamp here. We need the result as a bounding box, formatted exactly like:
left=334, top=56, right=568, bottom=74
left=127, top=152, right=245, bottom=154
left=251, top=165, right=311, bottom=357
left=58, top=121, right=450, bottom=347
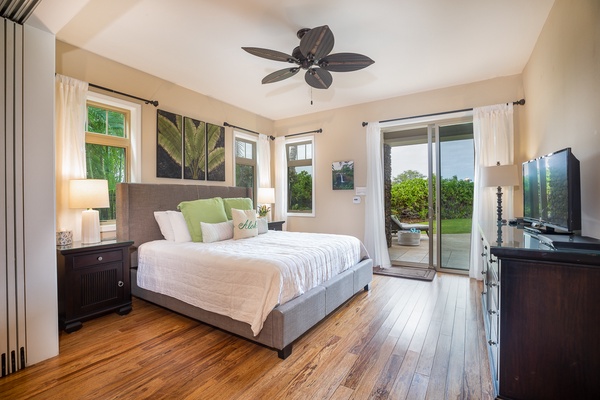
left=69, top=179, right=110, bottom=244
left=481, top=162, right=519, bottom=245
left=257, top=187, right=275, bottom=220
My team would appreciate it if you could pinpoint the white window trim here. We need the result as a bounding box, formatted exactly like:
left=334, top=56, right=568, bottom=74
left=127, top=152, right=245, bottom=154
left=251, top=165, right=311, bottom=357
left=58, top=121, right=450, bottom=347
left=286, top=135, right=315, bottom=218
left=233, top=130, right=258, bottom=186
left=86, top=91, right=142, bottom=183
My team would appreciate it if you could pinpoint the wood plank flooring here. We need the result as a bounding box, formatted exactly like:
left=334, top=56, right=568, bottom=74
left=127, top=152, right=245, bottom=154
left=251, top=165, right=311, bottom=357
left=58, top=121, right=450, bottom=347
left=0, top=273, right=494, bottom=399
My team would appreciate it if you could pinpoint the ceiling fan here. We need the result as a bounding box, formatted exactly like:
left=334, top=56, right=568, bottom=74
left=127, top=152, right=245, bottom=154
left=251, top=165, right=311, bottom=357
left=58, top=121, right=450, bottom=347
left=242, top=25, right=374, bottom=90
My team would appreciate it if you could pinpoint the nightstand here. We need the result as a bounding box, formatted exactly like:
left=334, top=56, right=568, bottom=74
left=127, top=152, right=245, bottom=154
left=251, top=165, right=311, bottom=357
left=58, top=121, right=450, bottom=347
left=268, top=220, right=285, bottom=231
left=57, top=240, right=133, bottom=333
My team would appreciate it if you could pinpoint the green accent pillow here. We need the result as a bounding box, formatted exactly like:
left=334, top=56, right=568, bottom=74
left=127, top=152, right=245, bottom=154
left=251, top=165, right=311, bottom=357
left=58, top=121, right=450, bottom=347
left=223, top=197, right=253, bottom=220
left=177, top=197, right=228, bottom=242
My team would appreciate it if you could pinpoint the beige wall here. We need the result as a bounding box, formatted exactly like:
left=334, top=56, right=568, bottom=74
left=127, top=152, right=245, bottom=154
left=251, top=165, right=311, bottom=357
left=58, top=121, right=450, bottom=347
left=520, top=0, right=600, bottom=238
left=57, top=0, right=600, bottom=241
left=275, top=76, right=524, bottom=240
left=56, top=41, right=275, bottom=187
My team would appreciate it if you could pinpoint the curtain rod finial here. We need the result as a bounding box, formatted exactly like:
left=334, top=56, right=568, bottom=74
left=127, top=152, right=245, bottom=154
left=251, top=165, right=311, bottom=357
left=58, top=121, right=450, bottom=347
left=362, top=122, right=369, bottom=127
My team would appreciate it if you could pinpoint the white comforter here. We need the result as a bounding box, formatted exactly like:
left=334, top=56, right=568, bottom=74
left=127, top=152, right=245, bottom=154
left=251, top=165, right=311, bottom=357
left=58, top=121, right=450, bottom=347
left=137, top=231, right=368, bottom=336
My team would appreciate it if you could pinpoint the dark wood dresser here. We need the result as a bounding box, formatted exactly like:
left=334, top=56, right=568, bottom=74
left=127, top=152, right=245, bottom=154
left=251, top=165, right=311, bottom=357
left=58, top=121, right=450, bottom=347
left=481, top=225, right=600, bottom=399
left=57, top=240, right=133, bottom=333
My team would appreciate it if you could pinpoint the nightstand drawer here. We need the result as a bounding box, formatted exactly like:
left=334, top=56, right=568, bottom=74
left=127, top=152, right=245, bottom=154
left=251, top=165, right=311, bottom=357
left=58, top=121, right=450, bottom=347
left=73, top=249, right=123, bottom=269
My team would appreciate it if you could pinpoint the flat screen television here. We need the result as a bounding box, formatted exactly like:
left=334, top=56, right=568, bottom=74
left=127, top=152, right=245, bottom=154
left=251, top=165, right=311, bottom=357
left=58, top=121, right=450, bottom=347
left=522, top=147, right=581, bottom=233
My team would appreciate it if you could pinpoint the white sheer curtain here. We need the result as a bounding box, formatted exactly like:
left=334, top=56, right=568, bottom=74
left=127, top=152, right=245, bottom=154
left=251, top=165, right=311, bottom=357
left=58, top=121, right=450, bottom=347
left=55, top=74, right=88, bottom=240
left=470, top=103, right=515, bottom=279
left=257, top=133, right=271, bottom=188
left=364, top=122, right=391, bottom=269
left=273, top=136, right=287, bottom=226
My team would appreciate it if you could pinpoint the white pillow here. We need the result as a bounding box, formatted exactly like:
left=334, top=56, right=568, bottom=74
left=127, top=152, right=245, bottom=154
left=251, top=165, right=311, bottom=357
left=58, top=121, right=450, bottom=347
left=232, top=208, right=258, bottom=240
left=257, top=217, right=268, bottom=235
left=201, top=220, right=234, bottom=243
left=167, top=211, right=192, bottom=242
left=154, top=211, right=175, bottom=241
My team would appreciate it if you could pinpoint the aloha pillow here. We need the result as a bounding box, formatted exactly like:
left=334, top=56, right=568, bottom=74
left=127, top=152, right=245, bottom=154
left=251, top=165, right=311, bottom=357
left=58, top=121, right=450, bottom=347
left=223, top=197, right=253, bottom=220
left=167, top=211, right=192, bottom=242
left=201, top=220, right=234, bottom=243
left=257, top=217, right=268, bottom=235
left=231, top=208, right=258, bottom=240
left=154, top=211, right=175, bottom=241
left=177, top=197, right=228, bottom=242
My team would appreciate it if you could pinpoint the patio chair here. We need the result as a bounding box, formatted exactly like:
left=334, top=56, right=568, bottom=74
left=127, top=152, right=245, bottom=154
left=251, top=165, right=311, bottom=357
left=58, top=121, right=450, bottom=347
left=391, top=215, right=430, bottom=237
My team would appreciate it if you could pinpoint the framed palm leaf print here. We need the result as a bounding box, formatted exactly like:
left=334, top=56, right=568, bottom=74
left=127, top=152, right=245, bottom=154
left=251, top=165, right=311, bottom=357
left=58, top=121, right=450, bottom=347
left=206, top=123, right=225, bottom=181
left=156, top=109, right=183, bottom=178
left=183, top=117, right=207, bottom=180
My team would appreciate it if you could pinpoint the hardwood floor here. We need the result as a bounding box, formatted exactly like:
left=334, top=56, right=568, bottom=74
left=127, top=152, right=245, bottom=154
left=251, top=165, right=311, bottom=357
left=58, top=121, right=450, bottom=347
left=0, top=273, right=494, bottom=399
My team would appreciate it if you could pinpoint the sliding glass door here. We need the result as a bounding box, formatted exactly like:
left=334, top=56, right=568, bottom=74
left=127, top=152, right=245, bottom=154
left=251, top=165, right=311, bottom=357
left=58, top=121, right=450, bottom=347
left=384, top=115, right=474, bottom=273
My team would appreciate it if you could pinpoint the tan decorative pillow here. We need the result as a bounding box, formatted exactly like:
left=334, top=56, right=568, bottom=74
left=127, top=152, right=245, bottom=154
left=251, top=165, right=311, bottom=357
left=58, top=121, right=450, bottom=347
left=232, top=208, right=258, bottom=240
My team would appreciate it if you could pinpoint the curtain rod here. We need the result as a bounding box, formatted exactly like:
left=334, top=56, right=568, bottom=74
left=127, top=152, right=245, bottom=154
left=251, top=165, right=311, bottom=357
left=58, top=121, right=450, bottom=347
left=89, top=83, right=159, bottom=107
left=285, top=128, right=322, bottom=138
left=223, top=122, right=275, bottom=140
left=361, top=98, right=526, bottom=127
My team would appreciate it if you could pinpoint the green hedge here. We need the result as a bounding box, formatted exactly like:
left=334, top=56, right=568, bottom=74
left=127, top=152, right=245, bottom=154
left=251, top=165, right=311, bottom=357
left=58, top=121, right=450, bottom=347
left=391, top=176, right=473, bottom=222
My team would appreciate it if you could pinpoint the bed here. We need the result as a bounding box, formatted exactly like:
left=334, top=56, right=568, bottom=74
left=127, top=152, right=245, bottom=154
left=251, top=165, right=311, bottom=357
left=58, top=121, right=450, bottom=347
left=116, top=183, right=373, bottom=359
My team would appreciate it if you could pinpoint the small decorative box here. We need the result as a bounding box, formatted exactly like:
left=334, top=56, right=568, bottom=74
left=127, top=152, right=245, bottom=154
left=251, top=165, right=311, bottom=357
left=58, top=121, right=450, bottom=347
left=56, top=230, right=73, bottom=246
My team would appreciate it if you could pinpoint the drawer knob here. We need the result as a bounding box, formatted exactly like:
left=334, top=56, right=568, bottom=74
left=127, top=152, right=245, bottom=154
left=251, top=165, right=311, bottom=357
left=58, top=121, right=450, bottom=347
left=488, top=340, right=497, bottom=346
left=488, top=309, right=497, bottom=315
left=489, top=258, right=497, bottom=264
left=118, top=280, right=124, bottom=288
left=97, top=256, right=103, bottom=261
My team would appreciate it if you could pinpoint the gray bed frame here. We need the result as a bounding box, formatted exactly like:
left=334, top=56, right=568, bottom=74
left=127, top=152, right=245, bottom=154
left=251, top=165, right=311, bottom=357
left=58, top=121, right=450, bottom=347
left=116, top=183, right=373, bottom=359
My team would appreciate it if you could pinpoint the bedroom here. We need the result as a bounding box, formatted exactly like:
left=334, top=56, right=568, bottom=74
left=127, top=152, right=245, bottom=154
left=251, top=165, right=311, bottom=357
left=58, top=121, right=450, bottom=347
left=1, top=0, right=599, bottom=398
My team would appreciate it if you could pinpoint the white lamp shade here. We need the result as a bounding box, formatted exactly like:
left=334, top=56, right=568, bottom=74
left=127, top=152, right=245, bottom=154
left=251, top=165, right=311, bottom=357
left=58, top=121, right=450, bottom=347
left=69, top=179, right=110, bottom=209
left=257, top=187, right=275, bottom=204
left=480, top=164, right=519, bottom=188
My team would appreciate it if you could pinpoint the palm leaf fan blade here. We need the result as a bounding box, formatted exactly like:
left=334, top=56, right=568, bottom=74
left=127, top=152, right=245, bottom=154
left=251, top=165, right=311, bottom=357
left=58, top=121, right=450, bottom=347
left=299, top=25, right=334, bottom=59
left=242, top=47, right=295, bottom=63
left=305, top=68, right=332, bottom=89
left=262, top=68, right=300, bottom=84
left=320, top=53, right=375, bottom=72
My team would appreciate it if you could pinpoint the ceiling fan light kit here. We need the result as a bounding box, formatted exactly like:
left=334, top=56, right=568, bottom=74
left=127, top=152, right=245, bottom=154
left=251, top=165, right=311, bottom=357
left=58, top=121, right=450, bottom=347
left=243, top=25, right=374, bottom=90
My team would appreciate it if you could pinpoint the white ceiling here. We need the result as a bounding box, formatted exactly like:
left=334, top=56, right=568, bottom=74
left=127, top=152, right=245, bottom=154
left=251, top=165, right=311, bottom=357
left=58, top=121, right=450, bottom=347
left=29, top=0, right=554, bottom=121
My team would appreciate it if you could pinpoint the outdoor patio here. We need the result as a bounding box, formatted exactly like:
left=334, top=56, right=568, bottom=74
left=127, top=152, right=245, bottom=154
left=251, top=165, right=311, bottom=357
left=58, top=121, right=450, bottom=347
left=388, top=233, right=471, bottom=271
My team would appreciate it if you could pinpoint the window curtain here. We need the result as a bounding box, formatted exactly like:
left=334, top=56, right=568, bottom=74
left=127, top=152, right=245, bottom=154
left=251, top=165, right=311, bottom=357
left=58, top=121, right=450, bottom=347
left=55, top=74, right=88, bottom=241
left=470, top=103, right=515, bottom=279
left=257, top=133, right=271, bottom=188
left=273, top=136, right=287, bottom=226
left=364, top=122, right=391, bottom=269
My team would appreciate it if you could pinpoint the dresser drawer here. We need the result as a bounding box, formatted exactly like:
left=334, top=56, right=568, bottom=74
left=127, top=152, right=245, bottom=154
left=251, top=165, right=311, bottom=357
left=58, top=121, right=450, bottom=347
left=73, top=249, right=123, bottom=269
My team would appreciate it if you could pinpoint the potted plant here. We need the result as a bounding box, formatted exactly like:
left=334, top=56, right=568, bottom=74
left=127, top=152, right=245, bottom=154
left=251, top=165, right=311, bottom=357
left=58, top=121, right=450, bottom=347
left=258, top=204, right=271, bottom=218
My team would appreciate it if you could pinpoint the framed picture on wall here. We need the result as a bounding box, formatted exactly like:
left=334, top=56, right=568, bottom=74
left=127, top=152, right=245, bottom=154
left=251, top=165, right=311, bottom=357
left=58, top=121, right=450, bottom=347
left=156, top=109, right=183, bottom=178
left=206, top=123, right=225, bottom=181
left=332, top=160, right=354, bottom=190
left=183, top=117, right=207, bottom=180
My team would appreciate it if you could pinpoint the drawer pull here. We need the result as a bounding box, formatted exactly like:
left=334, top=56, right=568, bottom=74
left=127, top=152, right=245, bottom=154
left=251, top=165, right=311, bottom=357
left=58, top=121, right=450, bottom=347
left=489, top=258, right=497, bottom=264
left=97, top=256, right=103, bottom=261
left=118, top=280, right=124, bottom=288
left=488, top=340, right=497, bottom=346
left=487, top=282, right=497, bottom=288
left=488, top=309, right=497, bottom=315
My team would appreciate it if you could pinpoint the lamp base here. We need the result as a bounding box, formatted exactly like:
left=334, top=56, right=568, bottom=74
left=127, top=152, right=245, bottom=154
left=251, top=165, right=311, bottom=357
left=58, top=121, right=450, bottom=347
left=81, top=209, right=101, bottom=244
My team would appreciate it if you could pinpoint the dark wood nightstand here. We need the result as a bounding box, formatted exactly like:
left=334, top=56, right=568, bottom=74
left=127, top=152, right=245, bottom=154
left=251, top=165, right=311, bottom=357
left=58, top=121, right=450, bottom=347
left=268, top=220, right=285, bottom=231
left=57, top=240, right=133, bottom=333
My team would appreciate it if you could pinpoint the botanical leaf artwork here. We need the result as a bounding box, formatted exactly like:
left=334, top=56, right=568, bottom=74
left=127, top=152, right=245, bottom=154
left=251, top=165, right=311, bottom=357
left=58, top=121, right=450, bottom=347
left=183, top=117, right=207, bottom=180
left=156, top=110, right=226, bottom=181
left=157, top=110, right=183, bottom=178
left=206, top=123, right=225, bottom=181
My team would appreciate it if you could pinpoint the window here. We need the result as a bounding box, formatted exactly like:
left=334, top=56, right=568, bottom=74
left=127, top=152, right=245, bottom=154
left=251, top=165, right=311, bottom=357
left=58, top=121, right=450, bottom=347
left=286, top=137, right=314, bottom=215
left=234, top=132, right=257, bottom=202
left=85, top=101, right=130, bottom=222
left=82, top=92, right=140, bottom=229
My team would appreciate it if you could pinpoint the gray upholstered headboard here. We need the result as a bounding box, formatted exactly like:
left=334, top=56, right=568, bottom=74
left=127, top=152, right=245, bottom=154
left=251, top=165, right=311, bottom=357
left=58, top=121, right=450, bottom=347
left=116, top=183, right=251, bottom=257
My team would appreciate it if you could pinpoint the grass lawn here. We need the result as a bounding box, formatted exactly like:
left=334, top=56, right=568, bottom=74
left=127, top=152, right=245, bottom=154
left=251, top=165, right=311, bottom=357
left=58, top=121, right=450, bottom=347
left=441, top=218, right=472, bottom=234
left=413, top=218, right=472, bottom=234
